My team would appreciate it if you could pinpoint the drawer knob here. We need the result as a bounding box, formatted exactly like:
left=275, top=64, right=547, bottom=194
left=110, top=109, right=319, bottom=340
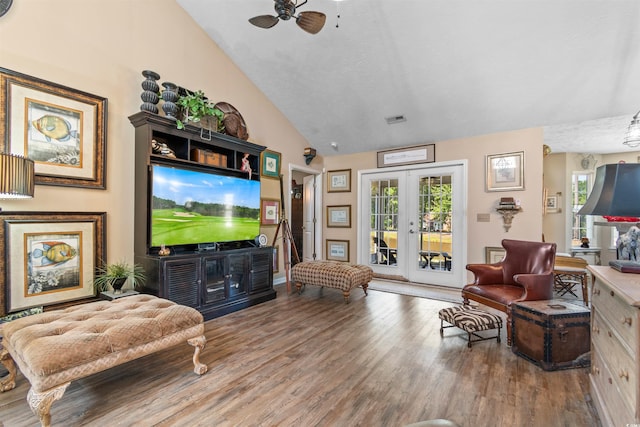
left=610, top=290, right=615, bottom=297
left=593, top=288, right=601, bottom=296
left=621, top=317, right=633, bottom=326
left=619, top=370, right=629, bottom=381
left=592, top=325, right=600, bottom=334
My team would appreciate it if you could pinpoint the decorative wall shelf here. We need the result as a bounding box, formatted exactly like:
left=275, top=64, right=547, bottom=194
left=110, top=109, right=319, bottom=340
left=497, top=207, right=522, bottom=232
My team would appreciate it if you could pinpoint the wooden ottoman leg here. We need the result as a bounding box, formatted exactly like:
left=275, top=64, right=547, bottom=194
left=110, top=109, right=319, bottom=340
left=187, top=335, right=208, bottom=375
left=0, top=349, right=17, bottom=392
left=27, top=382, right=69, bottom=427
left=362, top=283, right=369, bottom=296
left=342, top=291, right=351, bottom=304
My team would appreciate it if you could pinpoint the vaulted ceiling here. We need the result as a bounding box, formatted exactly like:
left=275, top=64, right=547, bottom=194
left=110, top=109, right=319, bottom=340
left=177, top=0, right=640, bottom=156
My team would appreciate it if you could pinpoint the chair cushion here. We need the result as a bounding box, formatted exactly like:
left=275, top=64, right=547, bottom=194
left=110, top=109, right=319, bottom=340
left=462, top=284, right=524, bottom=305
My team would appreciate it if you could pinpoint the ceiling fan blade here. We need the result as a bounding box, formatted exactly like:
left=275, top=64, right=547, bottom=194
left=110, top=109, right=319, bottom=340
left=249, top=15, right=279, bottom=29
left=296, top=11, right=326, bottom=34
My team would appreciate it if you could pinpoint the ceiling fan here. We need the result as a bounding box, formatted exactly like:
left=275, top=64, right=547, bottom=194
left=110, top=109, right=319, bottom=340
left=249, top=0, right=326, bottom=35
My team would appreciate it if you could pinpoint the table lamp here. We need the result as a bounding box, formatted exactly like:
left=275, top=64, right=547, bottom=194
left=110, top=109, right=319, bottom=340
left=577, top=163, right=640, bottom=272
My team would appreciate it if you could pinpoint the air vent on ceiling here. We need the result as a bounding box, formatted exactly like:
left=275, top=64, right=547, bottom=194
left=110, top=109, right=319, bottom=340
left=385, top=115, right=406, bottom=125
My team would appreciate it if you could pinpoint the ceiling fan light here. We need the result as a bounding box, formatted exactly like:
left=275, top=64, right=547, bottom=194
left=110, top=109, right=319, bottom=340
left=623, top=112, right=640, bottom=148
left=296, top=11, right=326, bottom=34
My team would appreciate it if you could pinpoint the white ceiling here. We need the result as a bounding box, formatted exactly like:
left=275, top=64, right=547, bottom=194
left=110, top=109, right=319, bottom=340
left=176, top=0, right=640, bottom=156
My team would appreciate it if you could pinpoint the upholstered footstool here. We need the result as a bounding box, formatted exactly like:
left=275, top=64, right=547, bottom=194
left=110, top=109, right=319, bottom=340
left=291, top=261, right=373, bottom=303
left=439, top=305, right=503, bottom=348
left=0, top=294, right=207, bottom=427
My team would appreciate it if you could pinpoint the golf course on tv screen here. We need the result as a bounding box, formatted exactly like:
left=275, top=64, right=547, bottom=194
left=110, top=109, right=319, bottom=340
left=151, top=165, right=261, bottom=247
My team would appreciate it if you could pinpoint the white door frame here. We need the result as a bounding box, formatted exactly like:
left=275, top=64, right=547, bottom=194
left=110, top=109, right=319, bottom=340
left=357, top=159, right=468, bottom=288
left=288, top=163, right=323, bottom=262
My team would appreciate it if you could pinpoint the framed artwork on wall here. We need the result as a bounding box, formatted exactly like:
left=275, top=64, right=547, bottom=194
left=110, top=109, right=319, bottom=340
left=0, top=212, right=106, bottom=315
left=260, top=198, right=280, bottom=226
left=485, top=246, right=506, bottom=264
left=327, top=205, right=351, bottom=228
left=377, top=144, right=435, bottom=168
left=486, top=151, right=524, bottom=192
left=0, top=67, right=107, bottom=189
left=260, top=149, right=281, bottom=179
left=326, top=239, right=349, bottom=262
left=327, top=169, right=351, bottom=193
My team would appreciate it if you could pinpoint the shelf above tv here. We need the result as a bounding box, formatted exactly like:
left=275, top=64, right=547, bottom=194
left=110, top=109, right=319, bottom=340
left=129, top=111, right=266, bottom=180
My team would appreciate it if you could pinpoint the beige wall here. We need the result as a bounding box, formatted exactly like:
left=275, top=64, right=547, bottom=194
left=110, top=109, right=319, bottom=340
left=324, top=128, right=546, bottom=271
left=0, top=0, right=311, bottom=278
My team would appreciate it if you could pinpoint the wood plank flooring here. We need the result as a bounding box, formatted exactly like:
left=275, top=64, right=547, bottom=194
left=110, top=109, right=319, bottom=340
left=0, top=285, right=600, bottom=427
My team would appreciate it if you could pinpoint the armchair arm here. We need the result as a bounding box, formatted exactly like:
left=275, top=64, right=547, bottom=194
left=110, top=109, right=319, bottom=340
left=513, top=272, right=554, bottom=301
left=466, top=263, right=504, bottom=285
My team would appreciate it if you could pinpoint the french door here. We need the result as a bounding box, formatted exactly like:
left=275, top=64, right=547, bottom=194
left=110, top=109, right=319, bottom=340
left=360, top=162, right=467, bottom=288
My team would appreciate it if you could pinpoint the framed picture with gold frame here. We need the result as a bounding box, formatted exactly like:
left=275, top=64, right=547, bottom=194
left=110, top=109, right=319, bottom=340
left=326, top=239, right=349, bottom=262
left=327, top=169, right=351, bottom=193
left=0, top=67, right=107, bottom=189
left=486, top=151, right=524, bottom=192
left=327, top=205, right=351, bottom=228
left=485, top=246, right=506, bottom=264
left=0, top=211, right=106, bottom=315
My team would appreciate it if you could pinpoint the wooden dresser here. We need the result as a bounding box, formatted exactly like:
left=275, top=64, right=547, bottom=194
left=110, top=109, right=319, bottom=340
left=588, top=265, right=640, bottom=426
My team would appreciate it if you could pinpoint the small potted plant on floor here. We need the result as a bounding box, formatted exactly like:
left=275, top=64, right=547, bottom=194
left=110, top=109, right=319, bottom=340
left=93, top=260, right=146, bottom=295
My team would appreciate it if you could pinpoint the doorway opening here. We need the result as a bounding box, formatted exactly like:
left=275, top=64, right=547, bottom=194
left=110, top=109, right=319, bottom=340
left=288, top=164, right=323, bottom=263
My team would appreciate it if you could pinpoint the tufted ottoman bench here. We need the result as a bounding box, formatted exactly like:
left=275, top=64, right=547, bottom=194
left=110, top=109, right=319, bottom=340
left=439, top=305, right=503, bottom=348
left=0, top=294, right=207, bottom=427
left=291, top=261, right=373, bottom=303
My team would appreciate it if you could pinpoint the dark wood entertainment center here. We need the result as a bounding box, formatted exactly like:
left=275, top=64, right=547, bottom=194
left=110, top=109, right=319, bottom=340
left=129, top=111, right=276, bottom=320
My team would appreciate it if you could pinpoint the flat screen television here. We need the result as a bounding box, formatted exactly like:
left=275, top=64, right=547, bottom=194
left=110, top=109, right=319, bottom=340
left=150, top=164, right=261, bottom=248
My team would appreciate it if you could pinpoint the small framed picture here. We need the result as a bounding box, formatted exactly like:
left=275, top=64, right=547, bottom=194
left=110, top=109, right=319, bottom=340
left=327, top=169, right=351, bottom=193
left=326, top=239, right=349, bottom=262
left=260, top=149, right=281, bottom=179
left=485, top=246, right=506, bottom=264
left=327, top=205, right=351, bottom=228
left=260, top=198, right=280, bottom=226
left=486, top=151, right=524, bottom=192
left=545, top=195, right=558, bottom=213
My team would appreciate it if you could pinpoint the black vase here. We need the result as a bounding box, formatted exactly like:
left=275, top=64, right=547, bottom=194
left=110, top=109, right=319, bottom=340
left=161, top=82, right=179, bottom=119
left=140, top=70, right=161, bottom=113
left=110, top=277, right=127, bottom=294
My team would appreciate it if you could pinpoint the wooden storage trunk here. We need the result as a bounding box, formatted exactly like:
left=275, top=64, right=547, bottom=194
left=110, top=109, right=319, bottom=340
left=511, top=300, right=590, bottom=371
left=190, top=148, right=227, bottom=167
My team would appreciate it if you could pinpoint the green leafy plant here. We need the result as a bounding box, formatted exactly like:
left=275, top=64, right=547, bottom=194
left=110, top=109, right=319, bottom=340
left=93, top=260, right=146, bottom=292
left=175, top=89, right=225, bottom=132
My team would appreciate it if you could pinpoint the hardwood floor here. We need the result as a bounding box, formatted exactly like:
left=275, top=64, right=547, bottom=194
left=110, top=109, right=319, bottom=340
left=0, top=285, right=600, bottom=427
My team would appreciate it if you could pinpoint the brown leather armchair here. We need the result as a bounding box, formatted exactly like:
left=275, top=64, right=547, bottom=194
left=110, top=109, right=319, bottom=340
left=462, top=239, right=556, bottom=345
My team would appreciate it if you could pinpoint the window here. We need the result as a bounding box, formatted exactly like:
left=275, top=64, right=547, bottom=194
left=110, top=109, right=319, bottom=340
left=571, top=172, right=593, bottom=247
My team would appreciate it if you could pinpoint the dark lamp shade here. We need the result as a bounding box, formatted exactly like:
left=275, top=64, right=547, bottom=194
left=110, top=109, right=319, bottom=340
left=578, top=163, right=640, bottom=217
left=0, top=153, right=35, bottom=199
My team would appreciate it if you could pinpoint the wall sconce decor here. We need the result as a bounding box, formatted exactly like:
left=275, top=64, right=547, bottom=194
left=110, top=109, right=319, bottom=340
left=0, top=152, right=35, bottom=201
left=304, top=147, right=317, bottom=165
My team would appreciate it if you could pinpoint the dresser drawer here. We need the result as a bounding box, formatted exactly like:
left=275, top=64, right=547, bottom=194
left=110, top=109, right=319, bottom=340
left=592, top=309, right=637, bottom=412
left=592, top=278, right=637, bottom=350
left=591, top=345, right=635, bottom=427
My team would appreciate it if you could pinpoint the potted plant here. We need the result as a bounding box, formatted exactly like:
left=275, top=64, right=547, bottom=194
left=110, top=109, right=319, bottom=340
left=174, top=89, right=225, bottom=133
left=93, top=260, right=146, bottom=294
